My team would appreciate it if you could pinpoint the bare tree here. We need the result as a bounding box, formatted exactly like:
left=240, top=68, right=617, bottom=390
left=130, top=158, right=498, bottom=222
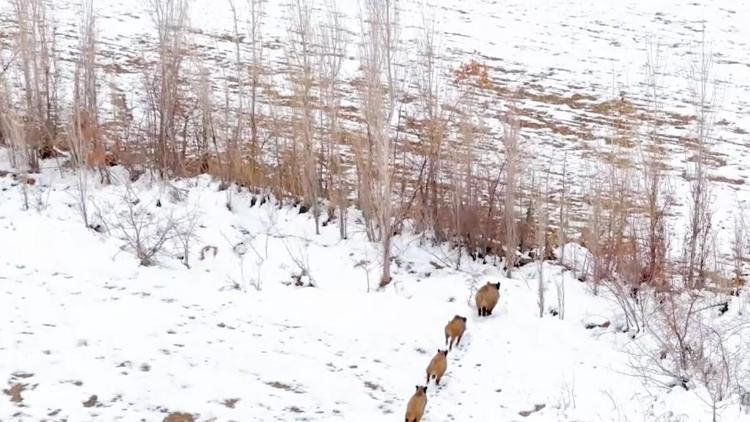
left=584, top=158, right=608, bottom=295
left=11, top=0, right=60, bottom=172
left=732, top=203, right=747, bottom=288
left=175, top=207, right=202, bottom=269
left=415, top=10, right=449, bottom=241
left=0, top=79, right=25, bottom=169
left=227, top=0, right=245, bottom=186
left=557, top=153, right=569, bottom=265
left=555, top=153, right=569, bottom=320
left=536, top=171, right=550, bottom=318
left=357, top=0, right=402, bottom=287
left=193, top=65, right=216, bottom=175
left=246, top=0, right=264, bottom=181
left=502, top=110, right=520, bottom=276
left=64, top=0, right=105, bottom=228
left=319, top=0, right=349, bottom=239
left=684, top=30, right=717, bottom=290
left=638, top=41, right=670, bottom=291
left=287, top=0, right=322, bottom=233
left=147, top=0, right=189, bottom=178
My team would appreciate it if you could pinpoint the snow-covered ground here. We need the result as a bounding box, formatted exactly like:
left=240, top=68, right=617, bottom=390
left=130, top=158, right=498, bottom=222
left=1, top=155, right=749, bottom=421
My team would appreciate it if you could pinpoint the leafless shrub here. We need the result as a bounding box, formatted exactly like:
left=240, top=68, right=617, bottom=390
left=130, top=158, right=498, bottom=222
left=354, top=257, right=374, bottom=293
left=629, top=291, right=749, bottom=421
left=174, top=207, right=201, bottom=268
left=223, top=211, right=274, bottom=291
left=98, top=186, right=199, bottom=266
left=555, top=376, right=577, bottom=412
left=281, top=236, right=315, bottom=288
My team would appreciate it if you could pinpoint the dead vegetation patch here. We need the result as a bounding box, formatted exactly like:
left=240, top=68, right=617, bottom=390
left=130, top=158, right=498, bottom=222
left=164, top=412, right=195, bottom=422
left=265, top=380, right=305, bottom=394
left=4, top=383, right=25, bottom=403
left=590, top=98, right=636, bottom=115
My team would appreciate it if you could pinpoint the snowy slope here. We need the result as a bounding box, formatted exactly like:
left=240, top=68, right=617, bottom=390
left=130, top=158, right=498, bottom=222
left=1, top=154, right=749, bottom=421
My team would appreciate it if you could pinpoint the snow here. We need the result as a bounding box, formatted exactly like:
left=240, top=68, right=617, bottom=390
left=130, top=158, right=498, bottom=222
left=1, top=154, right=749, bottom=421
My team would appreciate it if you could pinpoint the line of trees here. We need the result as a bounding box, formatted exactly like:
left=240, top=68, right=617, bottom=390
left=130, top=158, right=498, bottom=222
left=0, top=0, right=741, bottom=295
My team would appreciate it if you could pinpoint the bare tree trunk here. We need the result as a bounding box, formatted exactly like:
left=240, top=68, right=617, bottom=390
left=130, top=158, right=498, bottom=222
left=732, top=204, right=746, bottom=286
left=503, top=112, right=520, bottom=277
left=638, top=41, right=670, bottom=290
left=536, top=172, right=549, bottom=318
left=558, top=153, right=568, bottom=266
left=319, top=0, right=348, bottom=239
left=246, top=0, right=264, bottom=182
left=228, top=0, right=245, bottom=187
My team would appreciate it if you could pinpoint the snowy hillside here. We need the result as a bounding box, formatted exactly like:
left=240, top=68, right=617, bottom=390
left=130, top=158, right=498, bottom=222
left=2, top=0, right=750, bottom=238
left=1, top=154, right=749, bottom=421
